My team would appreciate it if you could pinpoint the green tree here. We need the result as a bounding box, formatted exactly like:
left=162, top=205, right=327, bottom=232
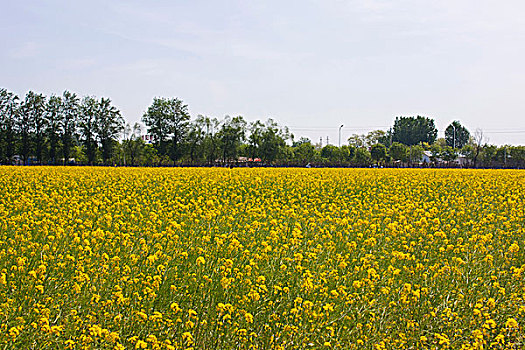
left=389, top=142, right=408, bottom=163
left=247, top=120, right=264, bottom=159
left=468, top=129, right=485, bottom=168
left=348, top=130, right=389, bottom=149
left=480, top=144, right=497, bottom=167
left=0, top=89, right=19, bottom=164
left=292, top=138, right=316, bottom=164
left=248, top=119, right=290, bottom=163
left=340, top=145, right=356, bottom=163
left=78, top=96, right=99, bottom=165
left=96, top=97, right=124, bottom=164
left=30, top=93, right=47, bottom=164
left=217, top=116, right=246, bottom=162
left=347, top=134, right=366, bottom=148
left=122, top=123, right=146, bottom=166
left=495, top=146, right=509, bottom=167
left=46, top=95, right=62, bottom=164
left=167, top=99, right=190, bottom=163
left=430, top=143, right=442, bottom=164
left=441, top=146, right=458, bottom=164
left=370, top=143, right=387, bottom=164
left=354, top=147, right=371, bottom=166
left=141, top=97, right=190, bottom=163
left=186, top=119, right=206, bottom=163
left=19, top=91, right=46, bottom=164
left=445, top=121, right=470, bottom=149
left=366, top=130, right=389, bottom=147
left=409, top=144, right=425, bottom=164
left=392, top=116, right=437, bottom=146
left=60, top=91, right=79, bottom=165
left=195, top=115, right=220, bottom=164
left=509, top=146, right=525, bottom=168
left=142, top=144, right=160, bottom=166
left=320, top=145, right=341, bottom=162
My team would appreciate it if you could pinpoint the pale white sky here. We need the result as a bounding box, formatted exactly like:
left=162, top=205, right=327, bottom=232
left=2, top=0, right=525, bottom=145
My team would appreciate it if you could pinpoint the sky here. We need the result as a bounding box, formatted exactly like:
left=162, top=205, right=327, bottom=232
left=2, top=0, right=525, bottom=145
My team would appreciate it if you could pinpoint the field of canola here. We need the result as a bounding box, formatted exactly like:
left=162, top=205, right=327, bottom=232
left=0, top=167, right=524, bottom=349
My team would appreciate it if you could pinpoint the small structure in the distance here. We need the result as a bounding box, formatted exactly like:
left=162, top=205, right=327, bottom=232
left=141, top=135, right=154, bottom=144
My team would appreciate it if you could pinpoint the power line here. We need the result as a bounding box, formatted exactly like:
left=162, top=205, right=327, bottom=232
left=289, top=125, right=389, bottom=129
left=288, top=126, right=390, bottom=131
left=288, top=126, right=525, bottom=134
left=484, top=130, right=525, bottom=134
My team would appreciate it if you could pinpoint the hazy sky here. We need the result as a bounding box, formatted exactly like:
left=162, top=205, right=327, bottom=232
left=2, top=0, right=525, bottom=145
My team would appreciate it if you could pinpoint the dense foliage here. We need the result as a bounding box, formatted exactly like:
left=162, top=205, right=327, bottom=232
left=392, top=116, right=438, bottom=146
left=1, top=88, right=525, bottom=167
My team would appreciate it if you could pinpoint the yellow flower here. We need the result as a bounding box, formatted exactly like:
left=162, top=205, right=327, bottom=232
left=505, top=318, right=518, bottom=329
left=196, top=256, right=205, bottom=266
left=508, top=243, right=520, bottom=253
left=135, top=340, right=148, bottom=349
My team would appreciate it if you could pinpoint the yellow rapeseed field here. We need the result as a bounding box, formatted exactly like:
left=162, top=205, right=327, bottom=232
left=0, top=167, right=524, bottom=349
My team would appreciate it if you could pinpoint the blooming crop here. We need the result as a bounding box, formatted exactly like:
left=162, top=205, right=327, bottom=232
left=0, top=167, right=524, bottom=349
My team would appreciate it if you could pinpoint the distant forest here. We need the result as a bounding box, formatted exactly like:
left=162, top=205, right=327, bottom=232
left=1, top=88, right=524, bottom=168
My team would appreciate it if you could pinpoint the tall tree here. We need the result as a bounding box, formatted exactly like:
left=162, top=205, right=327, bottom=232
left=480, top=144, right=498, bottom=167
left=292, top=138, right=316, bottom=164
left=392, top=116, right=437, bottom=146
left=370, top=143, right=387, bottom=164
left=348, top=130, right=388, bottom=149
left=340, top=145, right=356, bottom=163
left=60, top=91, right=79, bottom=165
left=470, top=129, right=485, bottom=168
left=409, top=144, right=425, bottom=164
left=445, top=121, right=470, bottom=149
left=320, top=145, right=342, bottom=162
left=248, top=118, right=290, bottom=163
left=167, top=98, right=190, bottom=162
left=366, top=130, right=389, bottom=147
left=96, top=97, right=124, bottom=164
left=0, top=89, right=19, bottom=164
left=78, top=96, right=99, bottom=165
left=441, top=146, right=458, bottom=164
left=141, top=97, right=190, bottom=162
left=347, top=134, right=366, bottom=148
left=248, top=120, right=265, bottom=159
left=354, top=147, right=371, bottom=166
left=197, top=115, right=220, bottom=164
left=19, top=91, right=46, bottom=164
left=186, top=119, right=206, bottom=163
left=31, top=93, right=47, bottom=164
left=46, top=95, right=62, bottom=164
left=122, top=123, right=145, bottom=166
left=389, top=142, right=408, bottom=162
left=217, top=115, right=246, bottom=162
left=509, top=146, right=525, bottom=168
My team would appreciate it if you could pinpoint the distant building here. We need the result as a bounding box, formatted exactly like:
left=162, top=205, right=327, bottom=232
left=141, top=135, right=154, bottom=144
left=422, top=151, right=432, bottom=164
left=456, top=155, right=468, bottom=167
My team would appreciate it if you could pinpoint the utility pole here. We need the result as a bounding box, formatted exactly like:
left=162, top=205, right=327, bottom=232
left=339, top=124, right=344, bottom=147
left=326, top=136, right=329, bottom=145
left=320, top=137, right=323, bottom=147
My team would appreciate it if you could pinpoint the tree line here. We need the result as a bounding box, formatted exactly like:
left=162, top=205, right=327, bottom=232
left=1, top=88, right=524, bottom=168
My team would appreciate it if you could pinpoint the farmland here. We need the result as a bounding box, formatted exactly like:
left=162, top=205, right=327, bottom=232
left=0, top=167, right=524, bottom=349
